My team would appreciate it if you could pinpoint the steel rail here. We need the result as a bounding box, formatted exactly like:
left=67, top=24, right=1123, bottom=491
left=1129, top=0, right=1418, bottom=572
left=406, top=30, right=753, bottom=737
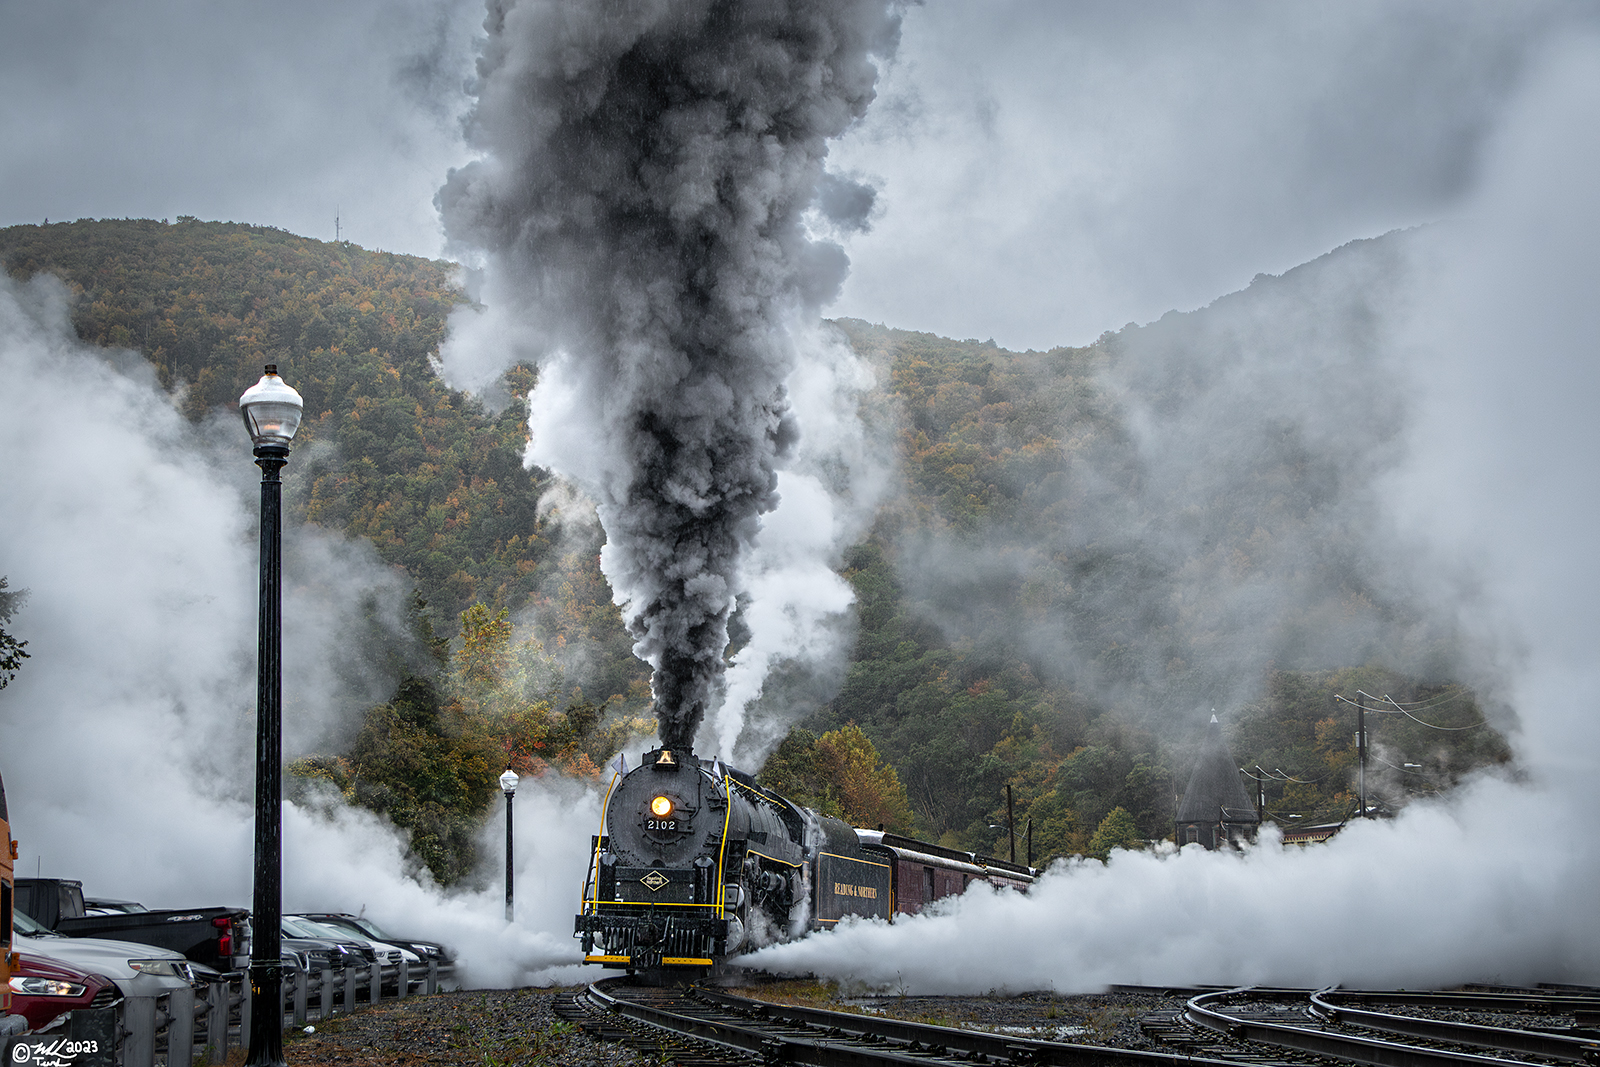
left=1185, top=988, right=1553, bottom=1067
left=1324, top=991, right=1600, bottom=1015
left=591, top=978, right=1256, bottom=1067
left=1118, top=987, right=1600, bottom=1011
left=587, top=979, right=937, bottom=1066
left=560, top=987, right=764, bottom=1067
left=694, top=984, right=1263, bottom=1067
left=1309, top=990, right=1600, bottom=1064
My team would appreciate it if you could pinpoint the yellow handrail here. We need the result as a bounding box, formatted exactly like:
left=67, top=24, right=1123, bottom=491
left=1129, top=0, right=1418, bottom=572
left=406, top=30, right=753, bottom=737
left=582, top=770, right=623, bottom=915
left=715, top=771, right=733, bottom=916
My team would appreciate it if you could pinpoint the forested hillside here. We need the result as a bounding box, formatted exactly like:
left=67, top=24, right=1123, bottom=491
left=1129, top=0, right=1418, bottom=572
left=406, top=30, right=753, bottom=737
left=793, top=270, right=1510, bottom=861
left=3, top=219, right=587, bottom=637
left=3, top=219, right=1510, bottom=883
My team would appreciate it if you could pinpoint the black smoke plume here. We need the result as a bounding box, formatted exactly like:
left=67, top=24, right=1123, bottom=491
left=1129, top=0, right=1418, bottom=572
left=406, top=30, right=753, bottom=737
left=439, top=1, right=901, bottom=751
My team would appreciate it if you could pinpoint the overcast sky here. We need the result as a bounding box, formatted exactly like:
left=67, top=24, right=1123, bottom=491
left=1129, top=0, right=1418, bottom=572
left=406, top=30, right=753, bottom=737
left=1, top=0, right=1587, bottom=350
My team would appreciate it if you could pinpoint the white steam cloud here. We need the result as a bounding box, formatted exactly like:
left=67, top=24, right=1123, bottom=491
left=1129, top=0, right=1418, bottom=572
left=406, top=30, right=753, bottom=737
left=0, top=274, right=604, bottom=987
left=754, top=35, right=1600, bottom=992
left=705, top=323, right=894, bottom=766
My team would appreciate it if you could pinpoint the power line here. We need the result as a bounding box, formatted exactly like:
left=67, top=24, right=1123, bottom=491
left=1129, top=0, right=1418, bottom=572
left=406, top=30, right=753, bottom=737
left=1363, top=685, right=1474, bottom=712
left=1376, top=694, right=1484, bottom=735
left=1335, top=691, right=1487, bottom=731
left=1240, top=765, right=1336, bottom=785
left=1369, top=754, right=1430, bottom=775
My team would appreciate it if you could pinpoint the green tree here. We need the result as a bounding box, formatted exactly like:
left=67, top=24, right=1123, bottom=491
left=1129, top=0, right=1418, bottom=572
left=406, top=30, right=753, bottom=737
left=759, top=724, right=916, bottom=833
left=0, top=577, right=28, bottom=691
left=453, top=604, right=515, bottom=714
left=290, top=674, right=499, bottom=885
left=1085, top=806, right=1141, bottom=862
left=758, top=728, right=824, bottom=808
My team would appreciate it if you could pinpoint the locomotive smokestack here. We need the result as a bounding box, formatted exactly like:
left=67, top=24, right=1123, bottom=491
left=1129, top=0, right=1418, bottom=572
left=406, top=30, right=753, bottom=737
left=438, top=0, right=901, bottom=753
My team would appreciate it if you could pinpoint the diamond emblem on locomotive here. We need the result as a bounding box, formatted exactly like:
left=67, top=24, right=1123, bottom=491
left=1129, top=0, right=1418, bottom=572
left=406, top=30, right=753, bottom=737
left=639, top=870, right=669, bottom=892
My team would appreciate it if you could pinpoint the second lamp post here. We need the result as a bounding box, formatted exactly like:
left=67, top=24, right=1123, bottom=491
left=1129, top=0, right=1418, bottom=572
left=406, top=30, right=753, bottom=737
left=499, top=769, right=518, bottom=921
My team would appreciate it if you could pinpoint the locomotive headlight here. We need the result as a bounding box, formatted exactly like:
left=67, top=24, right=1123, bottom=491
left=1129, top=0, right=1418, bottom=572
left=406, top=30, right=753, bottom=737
left=649, top=795, right=675, bottom=818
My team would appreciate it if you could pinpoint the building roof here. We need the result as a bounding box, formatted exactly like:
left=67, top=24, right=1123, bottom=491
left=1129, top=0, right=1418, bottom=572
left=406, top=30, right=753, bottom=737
left=1177, top=715, right=1258, bottom=823
left=1280, top=822, right=1344, bottom=845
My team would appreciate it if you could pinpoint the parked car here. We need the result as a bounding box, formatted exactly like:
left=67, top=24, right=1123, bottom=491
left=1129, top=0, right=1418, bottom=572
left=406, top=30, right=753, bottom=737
left=293, top=913, right=455, bottom=975
left=12, top=909, right=216, bottom=1001
left=285, top=918, right=420, bottom=991
left=275, top=918, right=369, bottom=976
left=7, top=952, right=117, bottom=1032
left=296, top=917, right=417, bottom=968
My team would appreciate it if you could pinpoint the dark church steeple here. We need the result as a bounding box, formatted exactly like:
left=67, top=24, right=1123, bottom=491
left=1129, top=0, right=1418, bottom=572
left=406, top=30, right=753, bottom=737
left=1176, top=714, right=1259, bottom=850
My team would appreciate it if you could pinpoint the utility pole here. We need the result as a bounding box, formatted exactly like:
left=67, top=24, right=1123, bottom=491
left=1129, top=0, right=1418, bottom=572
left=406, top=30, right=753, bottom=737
left=1006, top=784, right=1015, bottom=864
left=1255, top=765, right=1265, bottom=824
left=1355, top=693, right=1369, bottom=818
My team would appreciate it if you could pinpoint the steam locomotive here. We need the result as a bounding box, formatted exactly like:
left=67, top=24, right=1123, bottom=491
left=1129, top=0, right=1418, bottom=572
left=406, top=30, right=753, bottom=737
left=575, top=747, right=1035, bottom=971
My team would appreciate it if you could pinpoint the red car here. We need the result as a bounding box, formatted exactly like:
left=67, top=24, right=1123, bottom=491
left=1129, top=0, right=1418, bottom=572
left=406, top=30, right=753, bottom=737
left=8, top=953, right=117, bottom=1031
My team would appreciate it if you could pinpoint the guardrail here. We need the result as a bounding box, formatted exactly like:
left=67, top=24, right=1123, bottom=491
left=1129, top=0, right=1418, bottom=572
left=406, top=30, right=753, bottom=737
left=11, top=958, right=452, bottom=1067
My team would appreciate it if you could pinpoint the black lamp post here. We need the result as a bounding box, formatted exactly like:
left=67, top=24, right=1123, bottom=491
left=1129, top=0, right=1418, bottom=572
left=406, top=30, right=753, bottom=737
left=240, top=365, right=303, bottom=1067
left=499, top=769, right=518, bottom=921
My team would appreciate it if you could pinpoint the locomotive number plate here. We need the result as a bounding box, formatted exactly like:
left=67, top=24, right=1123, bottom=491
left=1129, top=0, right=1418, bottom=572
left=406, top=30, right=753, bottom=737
left=645, top=817, right=678, bottom=831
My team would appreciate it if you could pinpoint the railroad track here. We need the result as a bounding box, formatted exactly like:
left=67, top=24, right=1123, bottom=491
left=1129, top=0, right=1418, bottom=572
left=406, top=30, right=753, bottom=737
left=1181, top=986, right=1600, bottom=1067
left=562, top=977, right=1254, bottom=1067
left=559, top=979, right=1600, bottom=1067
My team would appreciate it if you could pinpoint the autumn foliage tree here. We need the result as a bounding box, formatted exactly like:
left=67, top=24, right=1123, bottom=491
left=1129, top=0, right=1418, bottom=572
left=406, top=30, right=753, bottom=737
left=759, top=725, right=915, bottom=833
left=290, top=602, right=653, bottom=886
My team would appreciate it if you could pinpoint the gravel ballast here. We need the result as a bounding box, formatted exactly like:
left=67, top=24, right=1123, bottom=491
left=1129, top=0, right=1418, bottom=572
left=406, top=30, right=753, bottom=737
left=280, top=988, right=654, bottom=1067
left=722, top=979, right=1192, bottom=1050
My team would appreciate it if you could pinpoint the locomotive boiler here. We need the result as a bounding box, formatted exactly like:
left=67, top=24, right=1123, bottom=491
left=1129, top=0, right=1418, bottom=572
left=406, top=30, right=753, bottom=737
left=575, top=747, right=1035, bottom=971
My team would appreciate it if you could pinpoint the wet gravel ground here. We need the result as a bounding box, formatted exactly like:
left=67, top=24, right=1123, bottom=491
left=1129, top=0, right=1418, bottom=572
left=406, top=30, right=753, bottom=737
left=280, top=988, right=654, bottom=1067
left=721, top=978, right=1194, bottom=1050
left=270, top=980, right=1600, bottom=1065
left=273, top=981, right=1192, bottom=1064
